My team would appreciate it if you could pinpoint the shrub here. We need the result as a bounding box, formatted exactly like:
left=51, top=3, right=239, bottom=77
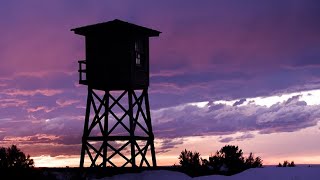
left=178, top=149, right=204, bottom=177
left=245, top=153, right=263, bottom=168
left=216, top=145, right=245, bottom=172
left=0, top=145, right=34, bottom=168
left=289, top=161, right=295, bottom=167
left=278, top=160, right=295, bottom=167
left=179, top=149, right=201, bottom=169
left=177, top=145, right=263, bottom=176
left=204, top=145, right=262, bottom=173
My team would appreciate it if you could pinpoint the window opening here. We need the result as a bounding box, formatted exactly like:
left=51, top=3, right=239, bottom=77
left=135, top=40, right=144, bottom=66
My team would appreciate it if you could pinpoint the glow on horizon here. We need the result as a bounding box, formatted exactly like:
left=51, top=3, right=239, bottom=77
left=33, top=125, right=320, bottom=167
left=33, top=154, right=180, bottom=168
left=32, top=89, right=320, bottom=167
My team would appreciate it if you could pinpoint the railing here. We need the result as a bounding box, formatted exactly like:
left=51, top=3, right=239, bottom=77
left=78, top=60, right=87, bottom=84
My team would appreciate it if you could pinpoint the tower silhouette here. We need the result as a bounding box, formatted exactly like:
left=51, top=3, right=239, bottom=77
left=71, top=19, right=160, bottom=168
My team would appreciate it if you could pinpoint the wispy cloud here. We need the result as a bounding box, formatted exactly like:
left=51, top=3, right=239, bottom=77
left=27, top=106, right=55, bottom=113
left=0, top=98, right=27, bottom=108
left=2, top=89, right=63, bottom=96
left=219, top=133, right=255, bottom=143
left=157, top=138, right=184, bottom=153
left=56, top=99, right=80, bottom=107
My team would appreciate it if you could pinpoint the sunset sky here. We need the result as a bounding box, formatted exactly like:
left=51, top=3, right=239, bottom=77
left=1, top=0, right=320, bottom=167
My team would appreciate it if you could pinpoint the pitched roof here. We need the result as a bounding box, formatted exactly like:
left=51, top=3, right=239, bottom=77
left=71, top=19, right=161, bottom=37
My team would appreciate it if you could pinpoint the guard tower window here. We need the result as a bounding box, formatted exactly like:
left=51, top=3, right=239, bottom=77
left=135, top=40, right=144, bottom=66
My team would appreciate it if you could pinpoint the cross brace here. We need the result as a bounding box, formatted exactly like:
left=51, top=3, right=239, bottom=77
left=80, top=88, right=157, bottom=168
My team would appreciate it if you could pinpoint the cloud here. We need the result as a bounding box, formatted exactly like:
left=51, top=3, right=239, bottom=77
left=152, top=94, right=320, bottom=138
left=56, top=135, right=81, bottom=145
left=151, top=69, right=186, bottom=78
left=56, top=99, right=80, bottom=107
left=27, top=106, right=55, bottom=113
left=157, top=138, right=184, bottom=153
left=219, top=133, right=255, bottom=143
left=219, top=137, right=234, bottom=143
left=284, top=95, right=302, bottom=105
left=233, top=99, right=247, bottom=106
left=21, top=143, right=80, bottom=157
left=0, top=98, right=27, bottom=108
left=3, top=134, right=59, bottom=143
left=2, top=88, right=63, bottom=96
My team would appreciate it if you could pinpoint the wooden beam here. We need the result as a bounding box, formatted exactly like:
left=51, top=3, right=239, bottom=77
left=80, top=89, right=157, bottom=168
left=86, top=136, right=150, bottom=141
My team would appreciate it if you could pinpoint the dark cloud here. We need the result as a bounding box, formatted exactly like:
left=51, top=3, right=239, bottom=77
left=157, top=138, right=184, bottom=153
left=22, top=144, right=81, bottom=157
left=219, top=137, right=234, bottom=143
left=150, top=66, right=320, bottom=109
left=219, top=133, right=255, bottom=143
left=284, top=95, right=302, bottom=105
left=56, top=135, right=82, bottom=145
left=233, top=99, right=247, bottom=106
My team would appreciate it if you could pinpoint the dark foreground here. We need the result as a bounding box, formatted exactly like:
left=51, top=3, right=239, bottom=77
left=0, top=167, right=178, bottom=180
left=0, top=166, right=235, bottom=180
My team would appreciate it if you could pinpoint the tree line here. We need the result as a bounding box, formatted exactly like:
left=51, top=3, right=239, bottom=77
left=178, top=145, right=262, bottom=176
left=0, top=145, right=34, bottom=168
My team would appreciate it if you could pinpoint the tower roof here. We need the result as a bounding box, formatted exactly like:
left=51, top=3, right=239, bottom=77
left=71, top=19, right=161, bottom=37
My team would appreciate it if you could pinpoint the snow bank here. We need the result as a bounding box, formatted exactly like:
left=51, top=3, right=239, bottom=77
left=92, top=170, right=191, bottom=180
left=92, top=167, right=320, bottom=180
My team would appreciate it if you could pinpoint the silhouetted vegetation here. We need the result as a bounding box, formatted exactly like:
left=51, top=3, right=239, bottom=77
left=0, top=145, right=34, bottom=168
left=277, top=160, right=295, bottom=167
left=179, top=149, right=201, bottom=169
left=203, top=145, right=262, bottom=173
left=178, top=145, right=263, bottom=176
left=245, top=152, right=263, bottom=168
left=178, top=149, right=202, bottom=176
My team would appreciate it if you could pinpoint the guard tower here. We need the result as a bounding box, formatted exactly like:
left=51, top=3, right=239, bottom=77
left=71, top=19, right=160, bottom=168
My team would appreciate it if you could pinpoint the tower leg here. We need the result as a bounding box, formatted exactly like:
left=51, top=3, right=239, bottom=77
left=128, top=90, right=136, bottom=167
left=144, top=89, right=157, bottom=167
left=80, top=88, right=92, bottom=168
left=80, top=88, right=157, bottom=168
left=102, top=91, right=109, bottom=168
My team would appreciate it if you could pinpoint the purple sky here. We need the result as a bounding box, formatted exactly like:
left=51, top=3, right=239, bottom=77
left=1, top=0, right=320, bottom=166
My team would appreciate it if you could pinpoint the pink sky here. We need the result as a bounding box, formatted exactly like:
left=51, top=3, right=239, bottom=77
left=0, top=0, right=320, bottom=167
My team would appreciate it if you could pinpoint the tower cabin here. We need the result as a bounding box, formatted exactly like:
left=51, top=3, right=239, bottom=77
left=71, top=19, right=161, bottom=90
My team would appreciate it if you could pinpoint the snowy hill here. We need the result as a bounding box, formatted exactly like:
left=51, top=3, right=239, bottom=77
left=92, top=167, right=320, bottom=180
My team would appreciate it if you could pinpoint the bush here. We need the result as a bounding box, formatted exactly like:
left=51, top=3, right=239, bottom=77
left=289, top=161, right=295, bottom=167
left=278, top=160, right=295, bottom=167
left=177, top=145, right=263, bottom=176
left=0, top=145, right=34, bottom=168
left=179, top=149, right=201, bottom=169
left=206, top=145, right=245, bottom=173
left=178, top=149, right=204, bottom=177
left=203, top=145, right=262, bottom=174
left=245, top=153, right=263, bottom=168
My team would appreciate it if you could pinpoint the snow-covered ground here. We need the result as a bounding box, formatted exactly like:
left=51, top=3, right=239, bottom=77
left=92, top=167, right=320, bottom=180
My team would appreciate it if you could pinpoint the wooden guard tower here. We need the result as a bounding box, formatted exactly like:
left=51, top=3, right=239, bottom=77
left=71, top=19, right=160, bottom=168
